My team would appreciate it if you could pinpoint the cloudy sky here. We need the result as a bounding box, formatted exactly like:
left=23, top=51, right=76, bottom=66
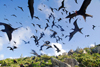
left=0, top=0, right=100, bottom=60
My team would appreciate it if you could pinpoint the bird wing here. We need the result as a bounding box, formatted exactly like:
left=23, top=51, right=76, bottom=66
left=75, top=0, right=78, bottom=4
left=73, top=19, right=79, bottom=29
left=66, top=13, right=77, bottom=18
left=69, top=31, right=76, bottom=41
left=7, top=31, right=12, bottom=41
left=28, top=0, right=34, bottom=19
left=79, top=0, right=91, bottom=12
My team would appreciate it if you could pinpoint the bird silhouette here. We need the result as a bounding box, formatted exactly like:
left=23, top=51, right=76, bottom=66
left=36, top=24, right=42, bottom=29
left=44, top=23, right=49, bottom=30
left=13, top=60, right=17, bottom=63
left=53, top=44, right=60, bottom=53
left=58, top=0, right=66, bottom=11
left=22, top=40, right=30, bottom=44
left=66, top=0, right=92, bottom=21
left=11, top=14, right=17, bottom=17
left=33, top=16, right=40, bottom=20
left=69, top=19, right=83, bottom=41
left=50, top=29, right=57, bottom=38
left=31, top=49, right=41, bottom=57
left=28, top=0, right=34, bottom=19
left=0, top=22, right=22, bottom=41
left=38, top=32, right=45, bottom=41
left=18, top=6, right=24, bottom=11
left=7, top=46, right=13, bottom=51
left=92, top=25, right=96, bottom=30
left=75, top=0, right=78, bottom=4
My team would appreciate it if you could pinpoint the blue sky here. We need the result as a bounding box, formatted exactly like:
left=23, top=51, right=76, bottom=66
left=0, top=0, right=100, bottom=60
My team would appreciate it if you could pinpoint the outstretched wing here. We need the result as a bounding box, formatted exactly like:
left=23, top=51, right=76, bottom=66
left=69, top=31, right=76, bottom=41
left=7, top=32, right=12, bottom=41
left=79, top=0, right=91, bottom=12
left=66, top=13, right=77, bottom=18
left=28, top=0, right=34, bottom=19
left=75, top=0, right=78, bottom=4
left=73, top=19, right=79, bottom=29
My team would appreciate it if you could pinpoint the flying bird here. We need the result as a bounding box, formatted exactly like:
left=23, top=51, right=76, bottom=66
left=58, top=0, right=66, bottom=11
left=0, top=22, right=22, bottom=41
left=44, top=23, right=49, bottom=30
left=22, top=40, right=30, bottom=44
left=75, top=0, right=78, bottom=4
left=53, top=44, right=60, bottom=53
left=92, top=25, right=96, bottom=30
left=66, top=0, right=92, bottom=21
left=28, top=0, right=34, bottom=19
left=33, top=16, right=40, bottom=20
left=31, top=49, right=41, bottom=57
left=69, top=19, right=83, bottom=41
left=11, top=14, right=17, bottom=17
left=18, top=6, right=24, bottom=11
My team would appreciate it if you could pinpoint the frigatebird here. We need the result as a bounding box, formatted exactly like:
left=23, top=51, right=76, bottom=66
left=66, top=0, right=92, bottom=21
left=92, top=25, right=96, bottom=30
left=31, top=49, right=41, bottom=57
left=53, top=44, right=60, bottom=53
left=0, top=22, right=21, bottom=41
left=50, top=29, right=57, bottom=38
left=58, top=0, right=66, bottom=11
left=28, top=0, right=34, bottom=19
left=69, top=19, right=83, bottom=41
left=18, top=6, right=24, bottom=11
left=44, top=23, right=49, bottom=30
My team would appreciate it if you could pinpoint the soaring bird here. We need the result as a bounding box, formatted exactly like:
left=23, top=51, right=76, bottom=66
left=31, top=49, right=41, bottom=57
left=58, top=0, right=66, bottom=11
left=92, top=25, right=96, bottom=30
left=28, top=0, right=34, bottom=19
left=75, top=0, right=78, bottom=4
left=44, top=23, right=49, bottom=30
left=0, top=22, right=21, bottom=41
left=66, top=0, right=92, bottom=21
left=53, top=45, right=60, bottom=53
left=7, top=46, right=13, bottom=51
left=18, top=6, right=24, bottom=11
left=69, top=19, right=83, bottom=41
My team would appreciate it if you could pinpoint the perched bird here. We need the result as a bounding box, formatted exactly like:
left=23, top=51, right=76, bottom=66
left=0, top=22, right=21, bottom=41
left=58, top=0, right=66, bottom=11
left=69, top=19, right=83, bottom=41
left=13, top=60, right=17, bottom=63
left=66, top=0, right=92, bottom=21
left=31, top=49, right=41, bottom=57
left=28, top=0, right=34, bottom=19
left=18, top=6, right=24, bottom=11
left=53, top=44, right=60, bottom=53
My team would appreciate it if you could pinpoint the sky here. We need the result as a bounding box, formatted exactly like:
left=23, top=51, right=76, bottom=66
left=0, top=0, right=100, bottom=60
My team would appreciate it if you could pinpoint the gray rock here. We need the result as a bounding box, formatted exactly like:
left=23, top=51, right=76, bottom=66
left=51, top=58, right=71, bottom=67
left=68, top=49, right=74, bottom=55
left=64, top=58, right=79, bottom=67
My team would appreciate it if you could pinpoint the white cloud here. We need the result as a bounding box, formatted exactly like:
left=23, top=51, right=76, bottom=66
left=90, top=44, right=95, bottom=47
left=4, top=26, right=33, bottom=46
left=0, top=38, right=3, bottom=51
left=51, top=43, right=66, bottom=56
left=0, top=54, right=4, bottom=60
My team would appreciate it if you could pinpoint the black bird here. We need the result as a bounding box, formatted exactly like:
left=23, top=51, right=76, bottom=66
left=13, top=60, right=17, bottom=63
left=31, top=49, right=41, bottom=57
left=44, top=23, right=49, bottom=30
left=50, top=29, right=57, bottom=38
left=75, top=0, right=78, bottom=4
left=38, top=32, right=45, bottom=41
left=18, top=6, right=24, bottom=11
left=13, top=46, right=17, bottom=49
left=28, top=0, right=34, bottom=19
left=85, top=35, right=89, bottom=37
left=58, top=18, right=62, bottom=22
left=0, top=22, right=21, bottom=41
left=50, top=7, right=54, bottom=12
left=92, top=25, right=96, bottom=30
left=58, top=24, right=64, bottom=31
left=33, top=16, right=40, bottom=20
left=69, top=19, right=83, bottom=41
left=36, top=24, right=42, bottom=29
left=4, top=18, right=9, bottom=21
left=31, top=23, right=35, bottom=27
left=66, top=0, right=92, bottom=21
left=7, top=46, right=13, bottom=51
left=40, top=41, right=52, bottom=51
left=53, top=45, right=60, bottom=53
left=22, top=40, right=30, bottom=44
left=31, top=35, right=39, bottom=46
left=58, top=0, right=66, bottom=11
left=11, top=14, right=17, bottom=17
left=46, top=19, right=50, bottom=23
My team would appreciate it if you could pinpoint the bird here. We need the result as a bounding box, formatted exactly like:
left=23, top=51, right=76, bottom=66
left=53, top=44, right=60, bottom=53
left=20, top=64, right=24, bottom=67
left=18, top=6, right=24, bottom=11
left=33, top=16, right=40, bottom=20
left=13, top=60, right=17, bottom=63
left=22, top=40, right=30, bottom=44
left=44, top=23, right=49, bottom=30
left=31, top=23, right=35, bottom=27
left=75, top=0, right=78, bottom=4
left=66, top=0, right=92, bottom=21
left=69, top=19, right=83, bottom=41
left=92, top=25, right=96, bottom=30
left=38, top=32, right=45, bottom=41
left=0, top=22, right=22, bottom=41
left=50, top=7, right=54, bottom=12
left=58, top=25, right=65, bottom=31
left=11, top=14, right=17, bottom=17
left=50, top=29, right=57, bottom=38
left=36, top=24, right=42, bottom=29
left=7, top=46, right=13, bottom=51
left=58, top=0, right=66, bottom=11
left=28, top=0, right=34, bottom=19
left=31, top=49, right=41, bottom=57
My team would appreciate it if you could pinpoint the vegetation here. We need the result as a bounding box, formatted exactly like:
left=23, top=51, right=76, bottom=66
left=1, top=45, right=100, bottom=67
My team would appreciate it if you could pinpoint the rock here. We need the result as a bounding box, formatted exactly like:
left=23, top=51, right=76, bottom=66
left=64, top=58, right=79, bottom=67
left=68, top=49, right=74, bottom=55
left=62, top=52, right=68, bottom=56
left=51, top=58, right=71, bottom=67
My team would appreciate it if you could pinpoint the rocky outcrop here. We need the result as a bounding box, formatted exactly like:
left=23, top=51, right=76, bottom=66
left=68, top=49, right=74, bottom=55
left=64, top=58, right=79, bottom=67
left=51, top=58, right=71, bottom=67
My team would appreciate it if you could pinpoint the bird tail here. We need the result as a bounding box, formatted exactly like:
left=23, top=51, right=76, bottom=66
left=83, top=14, right=93, bottom=21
